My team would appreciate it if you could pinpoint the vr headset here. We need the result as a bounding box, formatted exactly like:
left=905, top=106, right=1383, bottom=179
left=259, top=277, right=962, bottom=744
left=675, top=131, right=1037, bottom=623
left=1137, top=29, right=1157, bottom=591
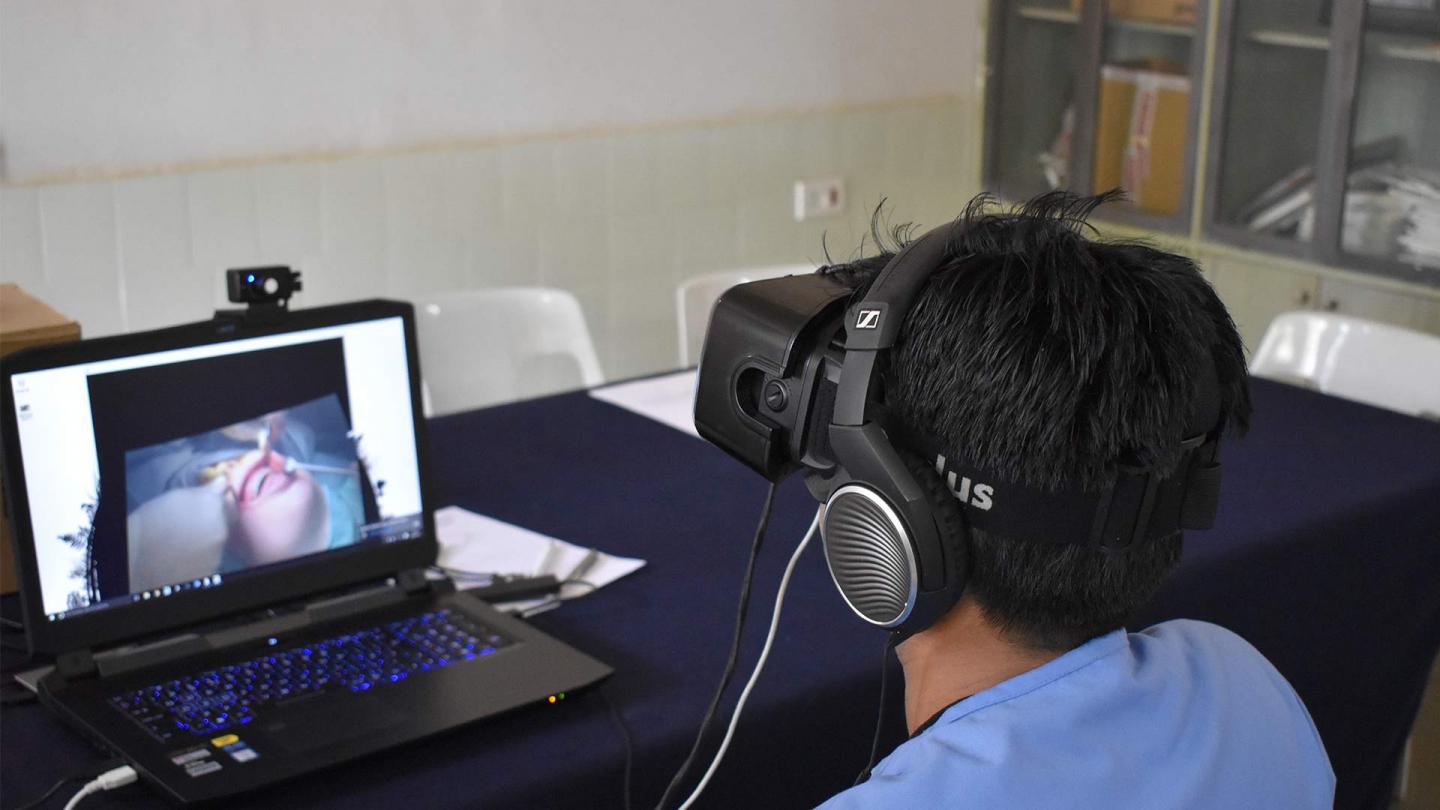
left=693, top=224, right=1225, bottom=635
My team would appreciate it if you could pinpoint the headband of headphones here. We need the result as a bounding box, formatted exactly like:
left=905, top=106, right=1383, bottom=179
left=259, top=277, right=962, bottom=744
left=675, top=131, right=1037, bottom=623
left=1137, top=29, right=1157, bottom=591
left=694, top=222, right=1226, bottom=550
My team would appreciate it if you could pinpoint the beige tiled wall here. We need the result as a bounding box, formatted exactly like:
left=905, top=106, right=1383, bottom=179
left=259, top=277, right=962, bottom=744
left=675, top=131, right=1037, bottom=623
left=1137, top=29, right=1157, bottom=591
left=0, top=96, right=976, bottom=384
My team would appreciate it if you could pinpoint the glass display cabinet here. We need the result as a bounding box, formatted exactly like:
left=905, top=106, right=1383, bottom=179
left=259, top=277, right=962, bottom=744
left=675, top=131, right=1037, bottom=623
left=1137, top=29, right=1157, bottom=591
left=984, top=0, right=1210, bottom=232
left=1205, top=0, right=1332, bottom=252
left=1206, top=0, right=1440, bottom=286
left=1338, top=1, right=1440, bottom=281
left=984, top=0, right=1087, bottom=203
left=986, top=0, right=1440, bottom=287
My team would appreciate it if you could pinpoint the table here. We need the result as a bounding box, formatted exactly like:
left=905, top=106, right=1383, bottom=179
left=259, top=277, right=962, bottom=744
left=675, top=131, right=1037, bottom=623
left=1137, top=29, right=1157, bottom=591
left=3, top=377, right=1439, bottom=810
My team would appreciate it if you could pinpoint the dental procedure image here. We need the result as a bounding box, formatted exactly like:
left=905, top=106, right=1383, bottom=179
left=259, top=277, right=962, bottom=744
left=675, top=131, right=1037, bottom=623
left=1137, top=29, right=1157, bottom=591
left=124, top=394, right=366, bottom=593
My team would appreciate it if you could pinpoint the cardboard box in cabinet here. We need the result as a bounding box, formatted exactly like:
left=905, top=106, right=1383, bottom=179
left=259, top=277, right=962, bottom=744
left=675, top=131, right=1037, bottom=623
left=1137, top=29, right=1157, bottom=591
left=1111, top=0, right=1196, bottom=25
left=1070, top=0, right=1197, bottom=25
left=0, top=284, right=82, bottom=594
left=1092, top=60, right=1190, bottom=216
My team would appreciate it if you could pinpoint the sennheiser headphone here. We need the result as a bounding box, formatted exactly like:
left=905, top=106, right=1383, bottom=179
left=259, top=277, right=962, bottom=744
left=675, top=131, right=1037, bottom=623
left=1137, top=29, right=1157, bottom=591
left=694, top=223, right=1225, bottom=635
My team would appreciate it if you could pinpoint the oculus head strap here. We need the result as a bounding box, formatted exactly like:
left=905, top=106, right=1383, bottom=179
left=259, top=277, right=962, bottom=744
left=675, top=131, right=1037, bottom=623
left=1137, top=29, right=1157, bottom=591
left=693, top=223, right=1226, bottom=635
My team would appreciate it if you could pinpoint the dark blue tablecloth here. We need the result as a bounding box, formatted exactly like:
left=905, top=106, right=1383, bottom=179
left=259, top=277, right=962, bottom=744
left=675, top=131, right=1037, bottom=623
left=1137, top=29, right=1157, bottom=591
left=3, top=378, right=1439, bottom=810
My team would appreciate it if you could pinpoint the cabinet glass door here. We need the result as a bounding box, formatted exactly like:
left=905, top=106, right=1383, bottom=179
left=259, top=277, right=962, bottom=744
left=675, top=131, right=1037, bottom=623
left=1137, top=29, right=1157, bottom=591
left=1338, top=3, right=1440, bottom=281
left=1211, top=0, right=1333, bottom=246
left=1093, top=1, right=1202, bottom=223
left=987, top=0, right=1084, bottom=200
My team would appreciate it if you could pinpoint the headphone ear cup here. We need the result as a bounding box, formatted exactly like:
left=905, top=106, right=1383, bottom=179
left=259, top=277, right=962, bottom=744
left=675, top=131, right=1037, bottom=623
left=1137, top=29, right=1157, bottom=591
left=898, top=451, right=968, bottom=607
left=819, top=452, right=970, bottom=630
left=822, top=483, right=920, bottom=627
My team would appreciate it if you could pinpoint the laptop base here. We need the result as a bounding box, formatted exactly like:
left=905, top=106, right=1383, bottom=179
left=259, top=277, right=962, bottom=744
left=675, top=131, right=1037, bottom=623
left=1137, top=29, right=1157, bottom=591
left=39, top=590, right=610, bottom=804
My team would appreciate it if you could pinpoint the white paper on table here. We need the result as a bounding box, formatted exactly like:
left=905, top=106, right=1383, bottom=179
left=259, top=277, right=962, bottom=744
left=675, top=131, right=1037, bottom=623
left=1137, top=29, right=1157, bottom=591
left=588, top=370, right=699, bottom=437
left=434, top=506, right=646, bottom=611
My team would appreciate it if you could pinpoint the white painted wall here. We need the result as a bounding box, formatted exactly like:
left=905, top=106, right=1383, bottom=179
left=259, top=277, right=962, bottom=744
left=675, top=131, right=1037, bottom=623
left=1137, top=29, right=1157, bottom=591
left=0, top=0, right=980, bottom=181
left=0, top=1, right=986, bottom=409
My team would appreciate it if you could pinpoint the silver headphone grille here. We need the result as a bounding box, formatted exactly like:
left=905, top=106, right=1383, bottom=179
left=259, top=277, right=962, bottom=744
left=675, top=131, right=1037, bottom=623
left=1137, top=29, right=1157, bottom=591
left=821, top=485, right=917, bottom=627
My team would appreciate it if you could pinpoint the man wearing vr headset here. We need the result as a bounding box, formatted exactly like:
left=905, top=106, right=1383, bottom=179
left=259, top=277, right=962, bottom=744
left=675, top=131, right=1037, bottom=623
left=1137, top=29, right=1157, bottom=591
left=696, top=192, right=1333, bottom=807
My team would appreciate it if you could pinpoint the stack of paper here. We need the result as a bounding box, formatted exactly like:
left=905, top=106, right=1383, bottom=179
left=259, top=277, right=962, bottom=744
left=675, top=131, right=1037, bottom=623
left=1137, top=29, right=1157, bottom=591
left=1393, top=172, right=1440, bottom=269
left=1340, top=170, right=1411, bottom=257
left=1241, top=136, right=1403, bottom=241
left=1245, top=155, right=1440, bottom=271
left=434, top=506, right=646, bottom=611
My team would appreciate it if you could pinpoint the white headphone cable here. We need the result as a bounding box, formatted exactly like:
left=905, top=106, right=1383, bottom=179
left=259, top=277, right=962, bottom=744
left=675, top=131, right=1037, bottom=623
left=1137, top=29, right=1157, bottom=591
left=676, top=508, right=821, bottom=810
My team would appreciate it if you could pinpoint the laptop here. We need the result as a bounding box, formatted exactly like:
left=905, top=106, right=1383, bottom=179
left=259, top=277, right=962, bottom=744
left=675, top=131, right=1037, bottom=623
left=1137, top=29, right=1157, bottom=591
left=0, top=299, right=611, bottom=803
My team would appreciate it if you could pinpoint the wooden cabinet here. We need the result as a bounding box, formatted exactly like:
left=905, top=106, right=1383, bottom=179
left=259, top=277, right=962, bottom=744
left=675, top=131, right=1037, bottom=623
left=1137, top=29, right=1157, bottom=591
left=0, top=284, right=81, bottom=593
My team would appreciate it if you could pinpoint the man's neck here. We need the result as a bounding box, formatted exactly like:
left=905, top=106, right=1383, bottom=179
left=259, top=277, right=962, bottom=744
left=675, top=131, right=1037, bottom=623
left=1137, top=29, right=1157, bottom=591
left=895, top=598, right=1064, bottom=734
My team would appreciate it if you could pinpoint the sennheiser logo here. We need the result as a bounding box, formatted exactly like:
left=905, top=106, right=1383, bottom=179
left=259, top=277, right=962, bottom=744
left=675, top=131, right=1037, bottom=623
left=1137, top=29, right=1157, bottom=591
left=855, top=309, right=881, bottom=330
left=934, top=454, right=993, bottom=510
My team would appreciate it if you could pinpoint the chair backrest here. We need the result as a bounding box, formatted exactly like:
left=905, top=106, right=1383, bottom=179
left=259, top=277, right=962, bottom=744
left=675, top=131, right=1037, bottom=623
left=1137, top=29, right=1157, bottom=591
left=414, top=288, right=604, bottom=416
left=1251, top=310, right=1440, bottom=418
left=676, top=264, right=815, bottom=367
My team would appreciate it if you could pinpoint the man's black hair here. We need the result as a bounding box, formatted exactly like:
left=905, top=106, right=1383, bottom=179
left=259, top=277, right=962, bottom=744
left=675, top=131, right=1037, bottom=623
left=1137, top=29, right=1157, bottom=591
left=821, top=191, right=1252, bottom=651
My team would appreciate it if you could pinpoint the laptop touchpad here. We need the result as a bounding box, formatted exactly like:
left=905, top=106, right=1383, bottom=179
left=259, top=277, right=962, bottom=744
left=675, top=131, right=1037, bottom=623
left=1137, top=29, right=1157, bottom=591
left=262, top=694, right=405, bottom=753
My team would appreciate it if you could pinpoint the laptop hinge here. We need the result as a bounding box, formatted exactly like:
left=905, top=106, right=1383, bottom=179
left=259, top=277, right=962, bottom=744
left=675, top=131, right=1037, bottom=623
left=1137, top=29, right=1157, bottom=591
left=64, top=576, right=433, bottom=681
left=301, top=579, right=410, bottom=624
left=397, top=567, right=432, bottom=596
left=55, top=647, right=97, bottom=680
left=94, top=633, right=212, bottom=679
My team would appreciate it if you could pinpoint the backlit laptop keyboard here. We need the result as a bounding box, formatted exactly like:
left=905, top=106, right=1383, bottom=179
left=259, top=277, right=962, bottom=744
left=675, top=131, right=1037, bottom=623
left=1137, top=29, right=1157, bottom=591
left=109, top=608, right=511, bottom=742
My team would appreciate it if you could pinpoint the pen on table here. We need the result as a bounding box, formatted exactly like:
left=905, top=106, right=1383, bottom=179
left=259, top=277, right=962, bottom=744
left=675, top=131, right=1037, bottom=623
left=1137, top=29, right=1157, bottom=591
left=567, top=548, right=601, bottom=584
left=537, top=539, right=561, bottom=578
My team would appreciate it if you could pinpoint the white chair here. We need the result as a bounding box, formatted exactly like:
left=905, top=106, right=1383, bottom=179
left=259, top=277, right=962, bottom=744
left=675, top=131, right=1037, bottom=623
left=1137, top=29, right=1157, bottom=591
left=1250, top=311, right=1440, bottom=419
left=676, top=264, right=816, bottom=367
left=414, top=288, right=604, bottom=416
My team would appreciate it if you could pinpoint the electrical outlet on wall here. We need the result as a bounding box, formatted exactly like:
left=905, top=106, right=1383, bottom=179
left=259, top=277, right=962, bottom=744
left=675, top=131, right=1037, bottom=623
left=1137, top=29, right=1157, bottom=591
left=793, top=178, right=845, bottom=222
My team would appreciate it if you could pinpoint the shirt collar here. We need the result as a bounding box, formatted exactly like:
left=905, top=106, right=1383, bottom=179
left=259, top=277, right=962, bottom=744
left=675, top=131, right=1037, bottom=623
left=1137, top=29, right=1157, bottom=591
left=924, top=628, right=1130, bottom=732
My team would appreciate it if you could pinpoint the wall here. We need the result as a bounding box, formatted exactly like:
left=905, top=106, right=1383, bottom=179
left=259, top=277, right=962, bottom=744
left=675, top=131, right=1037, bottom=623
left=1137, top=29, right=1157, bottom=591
left=1, top=99, right=976, bottom=382
left=0, top=0, right=979, bottom=182
left=0, top=1, right=985, bottom=392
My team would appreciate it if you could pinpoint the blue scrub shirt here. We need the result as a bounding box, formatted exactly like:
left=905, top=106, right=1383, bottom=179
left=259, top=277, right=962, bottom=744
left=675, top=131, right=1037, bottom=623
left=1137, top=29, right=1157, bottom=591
left=819, top=620, right=1334, bottom=809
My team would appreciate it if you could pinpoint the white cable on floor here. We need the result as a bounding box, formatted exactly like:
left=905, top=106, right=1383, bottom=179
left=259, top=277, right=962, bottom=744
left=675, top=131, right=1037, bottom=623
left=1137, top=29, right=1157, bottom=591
left=677, top=508, right=821, bottom=810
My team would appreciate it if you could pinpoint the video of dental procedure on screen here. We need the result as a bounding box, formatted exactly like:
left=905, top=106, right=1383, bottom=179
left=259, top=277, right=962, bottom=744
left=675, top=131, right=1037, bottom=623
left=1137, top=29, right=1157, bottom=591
left=124, top=395, right=368, bottom=594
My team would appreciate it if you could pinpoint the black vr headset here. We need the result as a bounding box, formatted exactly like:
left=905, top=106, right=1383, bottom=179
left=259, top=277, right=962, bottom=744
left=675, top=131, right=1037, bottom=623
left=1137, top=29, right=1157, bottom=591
left=693, top=224, right=1226, bottom=635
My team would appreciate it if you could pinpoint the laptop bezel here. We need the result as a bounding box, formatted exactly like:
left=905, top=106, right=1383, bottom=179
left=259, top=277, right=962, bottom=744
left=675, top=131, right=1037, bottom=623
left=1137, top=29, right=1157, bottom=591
left=0, top=299, right=439, bottom=655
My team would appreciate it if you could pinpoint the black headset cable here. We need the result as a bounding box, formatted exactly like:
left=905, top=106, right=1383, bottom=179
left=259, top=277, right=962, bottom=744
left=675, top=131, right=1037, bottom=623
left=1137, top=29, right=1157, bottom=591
left=854, top=631, right=901, bottom=786
left=654, top=479, right=779, bottom=810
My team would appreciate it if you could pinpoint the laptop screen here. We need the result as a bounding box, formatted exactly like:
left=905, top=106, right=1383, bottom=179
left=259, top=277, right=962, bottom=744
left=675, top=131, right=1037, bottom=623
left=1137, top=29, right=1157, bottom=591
left=9, top=315, right=425, bottom=624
